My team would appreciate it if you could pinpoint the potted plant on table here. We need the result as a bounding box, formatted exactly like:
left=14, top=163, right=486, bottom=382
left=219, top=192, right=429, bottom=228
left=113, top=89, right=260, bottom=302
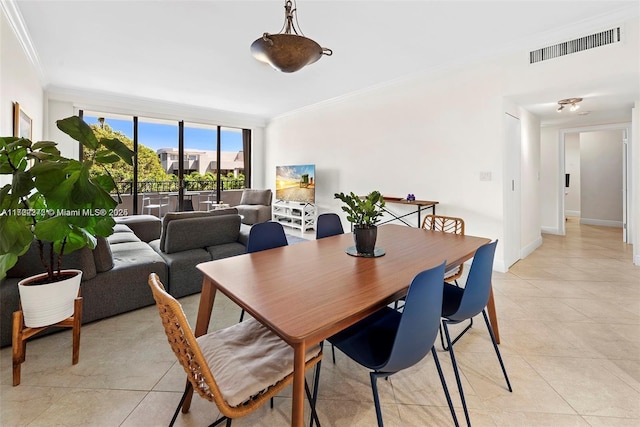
left=0, top=115, right=134, bottom=327
left=334, top=190, right=386, bottom=255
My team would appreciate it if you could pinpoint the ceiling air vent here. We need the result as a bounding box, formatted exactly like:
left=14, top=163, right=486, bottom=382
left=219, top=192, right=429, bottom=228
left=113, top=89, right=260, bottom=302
left=530, top=27, right=621, bottom=64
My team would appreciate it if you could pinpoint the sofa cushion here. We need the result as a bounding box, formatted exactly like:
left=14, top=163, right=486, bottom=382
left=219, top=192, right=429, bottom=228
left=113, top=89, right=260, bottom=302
left=206, top=242, right=247, bottom=260
left=113, top=224, right=134, bottom=233
left=239, top=189, right=272, bottom=206
left=239, top=224, right=251, bottom=246
left=164, top=214, right=242, bottom=254
left=236, top=205, right=272, bottom=225
left=197, top=317, right=320, bottom=407
left=159, top=208, right=238, bottom=251
left=154, top=248, right=212, bottom=298
left=114, top=215, right=161, bottom=242
left=7, top=240, right=97, bottom=281
left=93, top=237, right=114, bottom=272
left=110, top=241, right=165, bottom=266
left=108, top=231, right=141, bottom=244
left=81, top=241, right=167, bottom=323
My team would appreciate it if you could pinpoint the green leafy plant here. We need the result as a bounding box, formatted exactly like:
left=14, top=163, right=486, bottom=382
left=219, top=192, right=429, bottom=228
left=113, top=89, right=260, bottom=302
left=334, top=190, right=386, bottom=228
left=0, top=115, right=134, bottom=281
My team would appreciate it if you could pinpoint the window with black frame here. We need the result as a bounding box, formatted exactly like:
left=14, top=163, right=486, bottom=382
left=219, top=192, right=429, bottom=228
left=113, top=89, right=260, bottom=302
left=79, top=111, right=250, bottom=217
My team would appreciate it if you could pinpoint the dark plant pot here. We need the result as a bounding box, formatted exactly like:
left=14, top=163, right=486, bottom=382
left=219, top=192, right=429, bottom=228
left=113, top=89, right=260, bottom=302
left=354, top=226, right=377, bottom=255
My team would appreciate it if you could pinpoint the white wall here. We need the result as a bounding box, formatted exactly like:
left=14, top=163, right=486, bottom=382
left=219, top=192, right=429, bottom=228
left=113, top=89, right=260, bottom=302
left=267, top=62, right=511, bottom=269
left=0, top=7, right=43, bottom=136
left=0, top=9, right=42, bottom=140
left=519, top=107, right=542, bottom=258
left=565, top=134, right=581, bottom=216
left=0, top=7, right=43, bottom=187
left=633, top=104, right=639, bottom=265
left=580, top=130, right=624, bottom=226
left=540, top=126, right=561, bottom=233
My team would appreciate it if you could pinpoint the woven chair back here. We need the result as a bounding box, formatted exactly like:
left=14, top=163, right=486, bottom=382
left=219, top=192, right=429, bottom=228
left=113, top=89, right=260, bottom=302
left=422, top=214, right=465, bottom=282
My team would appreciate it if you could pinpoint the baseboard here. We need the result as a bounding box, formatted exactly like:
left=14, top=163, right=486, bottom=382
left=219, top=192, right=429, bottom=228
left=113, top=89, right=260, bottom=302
left=565, top=210, right=580, bottom=217
left=521, top=236, right=543, bottom=259
left=541, top=226, right=561, bottom=235
left=579, top=218, right=623, bottom=228
left=493, top=259, right=508, bottom=273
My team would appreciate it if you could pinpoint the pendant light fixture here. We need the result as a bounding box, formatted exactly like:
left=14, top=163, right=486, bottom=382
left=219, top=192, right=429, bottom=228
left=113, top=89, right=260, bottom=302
left=250, top=0, right=332, bottom=73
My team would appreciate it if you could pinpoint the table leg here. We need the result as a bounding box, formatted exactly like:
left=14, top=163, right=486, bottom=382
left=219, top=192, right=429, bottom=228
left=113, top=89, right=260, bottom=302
left=291, top=342, right=306, bottom=427
left=194, top=277, right=217, bottom=337
left=183, top=278, right=217, bottom=412
left=486, top=285, right=501, bottom=344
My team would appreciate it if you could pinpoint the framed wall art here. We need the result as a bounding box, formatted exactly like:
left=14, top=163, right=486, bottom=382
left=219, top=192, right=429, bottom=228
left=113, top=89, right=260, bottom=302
left=13, top=102, right=32, bottom=139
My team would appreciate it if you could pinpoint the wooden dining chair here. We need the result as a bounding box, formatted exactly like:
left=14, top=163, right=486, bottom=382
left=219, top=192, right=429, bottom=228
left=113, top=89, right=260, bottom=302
left=422, top=214, right=465, bottom=285
left=393, top=213, right=467, bottom=311
left=327, top=262, right=459, bottom=427
left=147, top=273, right=323, bottom=427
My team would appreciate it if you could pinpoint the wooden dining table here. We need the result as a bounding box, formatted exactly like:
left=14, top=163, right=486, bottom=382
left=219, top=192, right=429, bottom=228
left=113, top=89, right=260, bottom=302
left=189, top=224, right=498, bottom=426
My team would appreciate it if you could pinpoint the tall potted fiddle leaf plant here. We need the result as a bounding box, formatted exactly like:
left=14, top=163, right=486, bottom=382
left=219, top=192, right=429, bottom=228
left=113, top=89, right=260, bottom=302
left=334, top=190, right=385, bottom=255
left=0, top=115, right=134, bottom=327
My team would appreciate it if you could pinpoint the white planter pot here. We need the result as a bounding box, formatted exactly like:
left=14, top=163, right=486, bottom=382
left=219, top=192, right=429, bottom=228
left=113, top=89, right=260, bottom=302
left=18, top=269, right=82, bottom=328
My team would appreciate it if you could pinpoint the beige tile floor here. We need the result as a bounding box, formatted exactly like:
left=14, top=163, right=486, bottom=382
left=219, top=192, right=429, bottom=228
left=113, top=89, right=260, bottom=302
left=1, top=218, right=639, bottom=426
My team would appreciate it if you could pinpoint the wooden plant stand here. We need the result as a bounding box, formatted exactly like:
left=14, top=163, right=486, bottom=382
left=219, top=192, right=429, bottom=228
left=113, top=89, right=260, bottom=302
left=12, top=297, right=83, bottom=386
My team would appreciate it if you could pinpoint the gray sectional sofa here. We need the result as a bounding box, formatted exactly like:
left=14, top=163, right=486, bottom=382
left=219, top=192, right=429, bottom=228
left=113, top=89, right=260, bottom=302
left=148, top=208, right=251, bottom=298
left=0, top=208, right=250, bottom=348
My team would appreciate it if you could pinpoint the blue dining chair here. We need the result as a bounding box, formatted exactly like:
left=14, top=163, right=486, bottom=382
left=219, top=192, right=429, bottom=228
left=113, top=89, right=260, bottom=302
left=246, top=221, right=289, bottom=253
left=316, top=213, right=344, bottom=239
left=328, top=262, right=459, bottom=427
left=241, top=221, right=289, bottom=322
left=315, top=212, right=347, bottom=362
left=440, top=240, right=512, bottom=427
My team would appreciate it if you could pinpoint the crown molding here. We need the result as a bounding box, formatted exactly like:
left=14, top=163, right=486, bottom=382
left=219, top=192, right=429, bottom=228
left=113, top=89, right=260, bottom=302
left=46, top=85, right=268, bottom=129
left=1, top=0, right=46, bottom=84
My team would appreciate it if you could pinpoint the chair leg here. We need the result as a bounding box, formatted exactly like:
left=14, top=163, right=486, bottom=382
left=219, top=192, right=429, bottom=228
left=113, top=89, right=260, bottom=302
left=440, top=318, right=474, bottom=351
left=309, top=359, right=322, bottom=427
left=305, top=378, right=321, bottom=427
left=370, top=372, right=386, bottom=427
left=442, top=320, right=472, bottom=427
left=208, top=416, right=232, bottom=427
left=331, top=344, right=336, bottom=364
left=170, top=382, right=193, bottom=427
left=431, top=346, right=459, bottom=427
left=481, top=310, right=512, bottom=392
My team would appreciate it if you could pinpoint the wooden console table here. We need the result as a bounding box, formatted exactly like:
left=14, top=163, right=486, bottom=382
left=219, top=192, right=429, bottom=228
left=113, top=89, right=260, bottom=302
left=379, top=196, right=439, bottom=227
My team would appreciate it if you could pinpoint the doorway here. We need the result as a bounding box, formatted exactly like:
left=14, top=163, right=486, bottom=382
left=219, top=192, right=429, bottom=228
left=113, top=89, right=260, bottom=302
left=559, top=123, right=630, bottom=242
